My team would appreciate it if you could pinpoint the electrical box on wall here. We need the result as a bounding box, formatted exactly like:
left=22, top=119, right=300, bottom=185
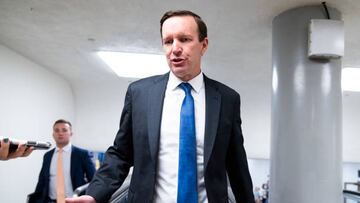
left=308, top=19, right=344, bottom=59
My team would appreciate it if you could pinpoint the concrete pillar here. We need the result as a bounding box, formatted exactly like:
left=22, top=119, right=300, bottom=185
left=270, top=6, right=342, bottom=203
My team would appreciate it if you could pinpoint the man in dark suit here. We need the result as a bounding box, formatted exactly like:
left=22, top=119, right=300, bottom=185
left=30, top=119, right=95, bottom=203
left=67, top=10, right=254, bottom=203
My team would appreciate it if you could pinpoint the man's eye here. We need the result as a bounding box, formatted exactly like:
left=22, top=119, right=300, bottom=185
left=164, top=40, right=172, bottom=45
left=181, top=38, right=190, bottom=42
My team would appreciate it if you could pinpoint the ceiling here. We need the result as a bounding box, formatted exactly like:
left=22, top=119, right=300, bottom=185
left=0, top=0, right=359, bottom=161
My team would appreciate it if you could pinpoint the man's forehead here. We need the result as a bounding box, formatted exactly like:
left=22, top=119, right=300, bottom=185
left=162, top=16, right=197, bottom=36
left=163, top=16, right=196, bottom=28
left=54, top=123, right=70, bottom=128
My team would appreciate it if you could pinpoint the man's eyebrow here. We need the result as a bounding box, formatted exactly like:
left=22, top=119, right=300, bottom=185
left=164, top=34, right=193, bottom=39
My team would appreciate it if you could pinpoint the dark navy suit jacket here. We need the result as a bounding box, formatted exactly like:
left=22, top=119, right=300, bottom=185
left=87, top=73, right=254, bottom=203
left=30, top=145, right=95, bottom=203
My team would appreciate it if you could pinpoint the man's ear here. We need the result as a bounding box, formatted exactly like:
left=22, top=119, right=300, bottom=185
left=201, top=37, right=208, bottom=56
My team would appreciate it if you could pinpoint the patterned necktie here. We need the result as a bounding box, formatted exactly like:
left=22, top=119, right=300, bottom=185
left=177, top=82, right=198, bottom=203
left=56, top=149, right=65, bottom=203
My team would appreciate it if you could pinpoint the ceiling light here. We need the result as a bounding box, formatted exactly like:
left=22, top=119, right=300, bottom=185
left=342, top=67, right=360, bottom=92
left=97, top=51, right=169, bottom=78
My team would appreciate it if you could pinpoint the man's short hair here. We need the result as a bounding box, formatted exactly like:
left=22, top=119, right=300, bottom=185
left=53, top=119, right=72, bottom=129
left=160, top=10, right=208, bottom=42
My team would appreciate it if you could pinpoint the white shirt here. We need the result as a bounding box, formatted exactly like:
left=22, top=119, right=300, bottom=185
left=49, top=143, right=74, bottom=199
left=154, top=71, right=208, bottom=203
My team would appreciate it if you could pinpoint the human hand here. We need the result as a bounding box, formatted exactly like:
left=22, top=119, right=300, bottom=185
left=8, top=142, right=33, bottom=159
left=66, top=195, right=96, bottom=203
left=0, top=138, right=10, bottom=160
left=0, top=138, right=34, bottom=160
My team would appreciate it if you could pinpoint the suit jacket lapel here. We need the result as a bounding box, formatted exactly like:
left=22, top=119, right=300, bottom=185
left=70, top=146, right=76, bottom=186
left=44, top=149, right=55, bottom=177
left=203, top=76, right=221, bottom=170
left=147, top=73, right=169, bottom=162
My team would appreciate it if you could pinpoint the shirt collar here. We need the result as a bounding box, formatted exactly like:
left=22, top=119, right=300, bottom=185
left=168, top=71, right=204, bottom=93
left=56, top=143, right=71, bottom=152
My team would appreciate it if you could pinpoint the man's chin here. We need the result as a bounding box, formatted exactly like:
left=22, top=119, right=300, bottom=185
left=171, top=66, right=186, bottom=74
left=172, top=71, right=186, bottom=79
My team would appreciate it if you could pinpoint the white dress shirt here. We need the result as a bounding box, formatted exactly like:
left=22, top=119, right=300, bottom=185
left=154, top=71, right=208, bottom=203
left=49, top=143, right=74, bottom=199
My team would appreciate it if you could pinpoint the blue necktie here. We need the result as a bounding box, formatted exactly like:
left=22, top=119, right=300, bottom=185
left=177, top=83, right=198, bottom=203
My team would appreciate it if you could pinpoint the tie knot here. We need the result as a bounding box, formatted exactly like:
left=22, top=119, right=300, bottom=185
left=179, top=83, right=192, bottom=95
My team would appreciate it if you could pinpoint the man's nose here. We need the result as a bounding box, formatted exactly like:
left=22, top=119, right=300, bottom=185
left=172, top=41, right=182, bottom=55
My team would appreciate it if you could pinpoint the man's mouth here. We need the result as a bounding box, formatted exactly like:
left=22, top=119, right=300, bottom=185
left=171, top=58, right=185, bottom=66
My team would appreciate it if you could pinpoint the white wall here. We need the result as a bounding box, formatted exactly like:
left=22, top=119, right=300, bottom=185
left=0, top=44, right=74, bottom=203
left=248, top=158, right=270, bottom=190
left=343, top=93, right=360, bottom=162
left=73, top=78, right=130, bottom=151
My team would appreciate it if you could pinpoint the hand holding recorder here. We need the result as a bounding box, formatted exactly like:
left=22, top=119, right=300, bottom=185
left=0, top=138, right=51, bottom=160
